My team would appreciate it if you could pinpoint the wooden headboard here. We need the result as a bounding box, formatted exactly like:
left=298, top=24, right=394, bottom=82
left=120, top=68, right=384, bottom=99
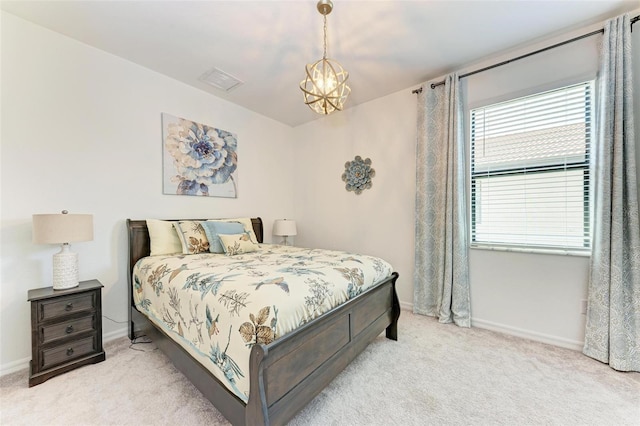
left=126, top=218, right=264, bottom=277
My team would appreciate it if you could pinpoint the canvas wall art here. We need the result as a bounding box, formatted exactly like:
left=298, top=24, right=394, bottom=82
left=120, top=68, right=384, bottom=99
left=162, top=113, right=238, bottom=198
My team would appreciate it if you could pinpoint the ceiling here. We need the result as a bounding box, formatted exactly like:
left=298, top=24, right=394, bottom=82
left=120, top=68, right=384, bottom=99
left=2, top=0, right=638, bottom=127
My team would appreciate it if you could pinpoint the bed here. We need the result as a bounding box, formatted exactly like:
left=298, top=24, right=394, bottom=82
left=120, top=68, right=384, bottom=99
left=127, top=217, right=400, bottom=426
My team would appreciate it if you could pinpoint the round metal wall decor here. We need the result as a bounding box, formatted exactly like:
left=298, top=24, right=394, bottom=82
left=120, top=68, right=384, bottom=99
left=342, top=156, right=375, bottom=194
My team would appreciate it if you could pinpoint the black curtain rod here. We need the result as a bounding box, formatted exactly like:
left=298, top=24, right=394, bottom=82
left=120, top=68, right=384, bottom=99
left=412, top=14, right=639, bottom=94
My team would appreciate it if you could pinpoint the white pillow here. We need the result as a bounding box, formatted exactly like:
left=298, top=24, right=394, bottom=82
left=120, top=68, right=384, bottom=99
left=218, top=233, right=260, bottom=256
left=146, top=219, right=182, bottom=256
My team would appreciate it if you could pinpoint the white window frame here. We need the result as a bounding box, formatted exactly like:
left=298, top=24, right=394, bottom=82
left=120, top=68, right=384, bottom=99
left=469, top=81, right=593, bottom=254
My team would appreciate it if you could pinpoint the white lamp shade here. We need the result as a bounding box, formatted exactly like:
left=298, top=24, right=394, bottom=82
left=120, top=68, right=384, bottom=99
left=33, top=214, right=93, bottom=244
left=33, top=213, right=93, bottom=290
left=273, top=219, right=297, bottom=237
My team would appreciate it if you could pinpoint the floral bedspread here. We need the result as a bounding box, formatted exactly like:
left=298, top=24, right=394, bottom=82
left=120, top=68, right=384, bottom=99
left=132, top=244, right=393, bottom=402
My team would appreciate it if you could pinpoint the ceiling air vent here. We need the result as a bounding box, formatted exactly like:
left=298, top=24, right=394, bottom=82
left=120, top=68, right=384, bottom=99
left=199, top=67, right=243, bottom=92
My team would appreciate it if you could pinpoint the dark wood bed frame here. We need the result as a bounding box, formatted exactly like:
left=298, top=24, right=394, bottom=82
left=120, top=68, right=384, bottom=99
left=127, top=218, right=400, bottom=426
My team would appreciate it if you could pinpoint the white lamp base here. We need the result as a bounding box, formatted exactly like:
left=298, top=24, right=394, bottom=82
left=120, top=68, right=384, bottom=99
left=52, top=244, right=79, bottom=290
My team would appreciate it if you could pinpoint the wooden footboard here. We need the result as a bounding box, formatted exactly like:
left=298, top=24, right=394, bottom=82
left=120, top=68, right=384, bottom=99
left=246, top=273, right=400, bottom=425
left=127, top=218, right=400, bottom=426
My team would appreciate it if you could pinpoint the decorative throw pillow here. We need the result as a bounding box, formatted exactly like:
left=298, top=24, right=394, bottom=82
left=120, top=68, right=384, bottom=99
left=218, top=233, right=260, bottom=256
left=201, top=221, right=245, bottom=253
left=207, top=218, right=259, bottom=244
left=174, top=221, right=210, bottom=254
left=146, top=219, right=182, bottom=256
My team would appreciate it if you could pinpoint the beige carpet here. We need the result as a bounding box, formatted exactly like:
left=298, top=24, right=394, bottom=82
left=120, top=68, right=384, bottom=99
left=1, top=312, right=638, bottom=425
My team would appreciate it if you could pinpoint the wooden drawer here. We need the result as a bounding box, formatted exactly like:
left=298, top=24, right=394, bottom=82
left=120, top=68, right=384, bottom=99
left=28, top=280, right=105, bottom=387
left=40, top=335, right=97, bottom=370
left=39, top=315, right=96, bottom=345
left=38, top=292, right=95, bottom=321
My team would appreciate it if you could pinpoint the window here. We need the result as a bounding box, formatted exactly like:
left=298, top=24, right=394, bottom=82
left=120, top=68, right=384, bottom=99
left=470, top=81, right=592, bottom=251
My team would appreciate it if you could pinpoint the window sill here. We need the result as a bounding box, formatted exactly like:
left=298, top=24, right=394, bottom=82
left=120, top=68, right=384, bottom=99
left=470, top=244, right=591, bottom=257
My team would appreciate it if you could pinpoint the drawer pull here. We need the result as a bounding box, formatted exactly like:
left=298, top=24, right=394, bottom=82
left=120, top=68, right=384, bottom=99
left=65, top=325, right=74, bottom=334
left=66, top=348, right=74, bottom=356
left=65, top=303, right=74, bottom=312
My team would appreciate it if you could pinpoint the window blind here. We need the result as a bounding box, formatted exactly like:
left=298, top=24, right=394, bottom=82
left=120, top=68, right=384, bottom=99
left=470, top=81, right=592, bottom=251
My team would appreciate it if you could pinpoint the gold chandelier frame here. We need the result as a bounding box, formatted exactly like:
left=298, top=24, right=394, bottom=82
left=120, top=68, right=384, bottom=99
left=300, top=0, right=351, bottom=115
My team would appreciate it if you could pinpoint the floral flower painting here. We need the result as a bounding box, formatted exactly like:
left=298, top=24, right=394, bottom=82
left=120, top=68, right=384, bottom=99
left=162, top=113, right=238, bottom=198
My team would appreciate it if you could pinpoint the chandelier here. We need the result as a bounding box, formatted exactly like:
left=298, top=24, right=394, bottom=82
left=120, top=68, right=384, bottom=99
left=300, top=0, right=350, bottom=115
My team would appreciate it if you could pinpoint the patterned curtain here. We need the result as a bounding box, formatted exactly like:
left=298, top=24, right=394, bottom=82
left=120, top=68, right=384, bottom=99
left=583, top=13, right=640, bottom=372
left=413, top=74, right=470, bottom=327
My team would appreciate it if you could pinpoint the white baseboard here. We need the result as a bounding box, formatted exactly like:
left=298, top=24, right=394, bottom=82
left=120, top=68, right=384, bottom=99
left=399, top=300, right=413, bottom=311
left=103, top=326, right=129, bottom=342
left=399, top=301, right=584, bottom=351
left=1, top=326, right=130, bottom=377
left=471, top=318, right=584, bottom=351
left=0, top=356, right=31, bottom=377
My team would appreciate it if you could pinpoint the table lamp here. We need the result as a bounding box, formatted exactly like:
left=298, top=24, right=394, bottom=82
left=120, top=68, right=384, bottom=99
left=273, top=219, right=297, bottom=246
left=32, top=210, right=93, bottom=290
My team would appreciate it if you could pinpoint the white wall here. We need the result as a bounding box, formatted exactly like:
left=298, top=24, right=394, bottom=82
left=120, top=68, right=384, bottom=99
left=463, top=27, right=600, bottom=349
left=293, top=13, right=639, bottom=350
left=0, top=13, right=296, bottom=373
left=292, top=90, right=418, bottom=306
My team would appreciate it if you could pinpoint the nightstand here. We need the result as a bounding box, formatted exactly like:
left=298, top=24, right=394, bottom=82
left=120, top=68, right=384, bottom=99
left=28, top=279, right=106, bottom=387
